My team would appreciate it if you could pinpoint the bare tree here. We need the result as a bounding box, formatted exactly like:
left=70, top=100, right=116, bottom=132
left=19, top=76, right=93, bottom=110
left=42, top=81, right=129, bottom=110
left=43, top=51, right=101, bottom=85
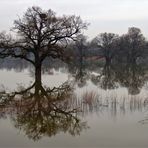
left=118, top=27, right=146, bottom=64
left=0, top=6, right=87, bottom=83
left=92, top=33, right=119, bottom=65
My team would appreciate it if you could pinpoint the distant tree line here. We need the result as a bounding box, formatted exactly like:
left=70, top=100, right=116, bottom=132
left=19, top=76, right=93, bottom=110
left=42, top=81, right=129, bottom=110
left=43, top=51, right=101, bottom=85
left=65, top=27, right=148, bottom=66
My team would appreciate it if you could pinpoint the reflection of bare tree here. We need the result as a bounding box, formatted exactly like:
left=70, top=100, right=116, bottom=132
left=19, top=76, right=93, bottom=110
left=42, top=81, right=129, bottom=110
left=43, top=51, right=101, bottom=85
left=0, top=80, right=88, bottom=141
left=91, top=61, right=148, bottom=95
left=91, top=63, right=118, bottom=90
left=115, top=63, right=147, bottom=95
left=68, top=56, right=90, bottom=88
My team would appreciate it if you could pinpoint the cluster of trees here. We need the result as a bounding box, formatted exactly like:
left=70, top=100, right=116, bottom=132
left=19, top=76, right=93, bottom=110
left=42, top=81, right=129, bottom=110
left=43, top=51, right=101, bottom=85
left=0, top=6, right=148, bottom=84
left=67, top=27, right=147, bottom=66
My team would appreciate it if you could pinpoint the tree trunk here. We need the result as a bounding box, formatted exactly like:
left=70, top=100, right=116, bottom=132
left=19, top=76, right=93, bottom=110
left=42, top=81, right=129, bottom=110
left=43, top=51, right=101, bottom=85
left=35, top=64, right=42, bottom=83
left=35, top=61, right=42, bottom=96
left=105, top=57, right=111, bottom=66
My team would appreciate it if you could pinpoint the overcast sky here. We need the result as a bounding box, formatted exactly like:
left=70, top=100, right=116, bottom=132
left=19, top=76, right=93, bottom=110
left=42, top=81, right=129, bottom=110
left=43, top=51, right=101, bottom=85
left=0, top=0, right=148, bottom=39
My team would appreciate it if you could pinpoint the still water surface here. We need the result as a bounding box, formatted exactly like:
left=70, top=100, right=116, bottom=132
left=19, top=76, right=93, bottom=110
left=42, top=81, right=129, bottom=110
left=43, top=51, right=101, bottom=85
left=0, top=66, right=148, bottom=148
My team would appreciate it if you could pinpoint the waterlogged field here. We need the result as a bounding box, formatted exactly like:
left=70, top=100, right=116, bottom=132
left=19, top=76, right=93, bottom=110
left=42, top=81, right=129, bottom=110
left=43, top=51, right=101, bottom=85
left=0, top=63, right=148, bottom=148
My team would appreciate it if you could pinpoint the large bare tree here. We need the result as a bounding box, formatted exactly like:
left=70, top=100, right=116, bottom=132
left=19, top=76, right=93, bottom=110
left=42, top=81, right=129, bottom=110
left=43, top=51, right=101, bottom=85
left=0, top=6, right=87, bottom=83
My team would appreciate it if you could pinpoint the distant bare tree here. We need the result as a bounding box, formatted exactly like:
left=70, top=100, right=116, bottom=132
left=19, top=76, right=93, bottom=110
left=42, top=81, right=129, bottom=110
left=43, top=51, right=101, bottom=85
left=118, top=27, right=146, bottom=64
left=92, top=33, right=119, bottom=65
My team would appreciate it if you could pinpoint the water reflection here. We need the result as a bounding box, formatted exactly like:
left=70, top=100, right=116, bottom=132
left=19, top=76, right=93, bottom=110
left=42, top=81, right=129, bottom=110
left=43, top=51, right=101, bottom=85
left=117, top=63, right=146, bottom=95
left=67, top=57, right=89, bottom=88
left=90, top=62, right=147, bottom=95
left=2, top=55, right=148, bottom=96
left=1, top=57, right=148, bottom=143
left=91, top=63, right=117, bottom=90
left=0, top=80, right=88, bottom=141
left=65, top=59, right=148, bottom=119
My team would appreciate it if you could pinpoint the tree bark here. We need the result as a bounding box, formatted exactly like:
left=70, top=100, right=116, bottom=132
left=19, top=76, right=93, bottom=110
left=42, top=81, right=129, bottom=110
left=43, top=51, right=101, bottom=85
left=105, top=57, right=111, bottom=66
left=35, top=64, right=42, bottom=83
left=35, top=60, right=42, bottom=96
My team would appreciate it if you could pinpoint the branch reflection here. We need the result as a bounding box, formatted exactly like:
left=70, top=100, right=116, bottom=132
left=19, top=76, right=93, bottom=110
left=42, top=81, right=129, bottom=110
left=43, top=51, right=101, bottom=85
left=0, top=80, right=88, bottom=141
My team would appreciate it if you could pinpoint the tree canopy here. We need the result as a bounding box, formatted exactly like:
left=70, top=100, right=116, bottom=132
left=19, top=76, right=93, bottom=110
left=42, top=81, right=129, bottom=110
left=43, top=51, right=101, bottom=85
left=0, top=6, right=87, bottom=82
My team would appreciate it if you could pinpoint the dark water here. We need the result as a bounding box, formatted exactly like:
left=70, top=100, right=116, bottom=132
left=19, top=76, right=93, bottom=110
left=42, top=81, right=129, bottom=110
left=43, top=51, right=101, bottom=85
left=0, top=60, right=148, bottom=148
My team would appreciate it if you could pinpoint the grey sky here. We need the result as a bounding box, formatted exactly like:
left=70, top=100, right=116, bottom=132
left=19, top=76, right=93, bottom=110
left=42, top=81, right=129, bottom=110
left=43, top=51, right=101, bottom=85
left=0, top=0, right=148, bottom=38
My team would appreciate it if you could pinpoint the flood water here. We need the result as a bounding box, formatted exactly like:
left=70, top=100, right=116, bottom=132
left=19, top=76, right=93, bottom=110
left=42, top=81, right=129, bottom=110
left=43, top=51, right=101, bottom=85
left=0, top=59, right=148, bottom=148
